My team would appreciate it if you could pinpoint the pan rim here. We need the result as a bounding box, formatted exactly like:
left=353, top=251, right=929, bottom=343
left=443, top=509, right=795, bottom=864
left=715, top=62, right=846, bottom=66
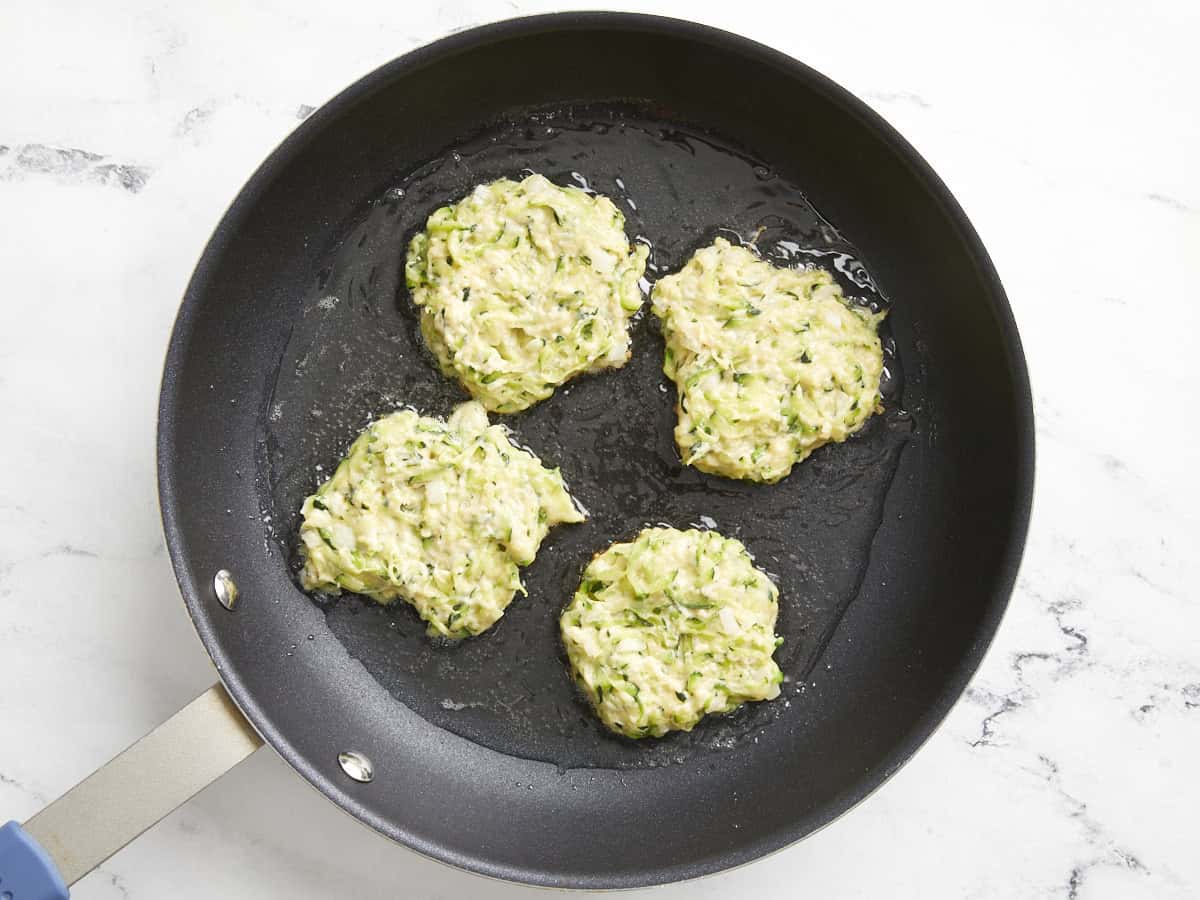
left=157, top=10, right=1035, bottom=889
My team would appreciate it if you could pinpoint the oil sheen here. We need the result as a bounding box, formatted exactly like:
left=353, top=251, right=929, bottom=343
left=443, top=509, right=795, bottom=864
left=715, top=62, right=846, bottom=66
left=263, top=108, right=912, bottom=769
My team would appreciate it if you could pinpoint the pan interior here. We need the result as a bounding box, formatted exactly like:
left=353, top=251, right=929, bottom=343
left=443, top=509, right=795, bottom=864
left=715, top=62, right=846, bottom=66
left=263, top=108, right=913, bottom=769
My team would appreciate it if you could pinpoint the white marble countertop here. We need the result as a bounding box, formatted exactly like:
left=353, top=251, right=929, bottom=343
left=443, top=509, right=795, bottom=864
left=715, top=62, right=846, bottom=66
left=2, top=2, right=1197, bottom=897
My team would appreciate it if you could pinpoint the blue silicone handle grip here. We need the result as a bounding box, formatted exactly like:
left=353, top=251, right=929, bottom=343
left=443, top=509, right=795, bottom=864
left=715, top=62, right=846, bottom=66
left=0, top=822, right=68, bottom=900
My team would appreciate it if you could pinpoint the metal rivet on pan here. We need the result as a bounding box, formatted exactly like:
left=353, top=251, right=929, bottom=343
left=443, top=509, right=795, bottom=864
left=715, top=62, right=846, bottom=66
left=213, top=569, right=239, bottom=610
left=338, top=751, right=374, bottom=783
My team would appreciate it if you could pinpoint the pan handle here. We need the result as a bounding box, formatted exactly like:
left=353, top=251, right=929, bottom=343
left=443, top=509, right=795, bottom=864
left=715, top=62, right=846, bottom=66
left=0, top=683, right=262, bottom=898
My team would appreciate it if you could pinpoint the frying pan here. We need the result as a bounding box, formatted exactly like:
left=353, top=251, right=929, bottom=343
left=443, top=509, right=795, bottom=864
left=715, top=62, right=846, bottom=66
left=0, top=12, right=1033, bottom=896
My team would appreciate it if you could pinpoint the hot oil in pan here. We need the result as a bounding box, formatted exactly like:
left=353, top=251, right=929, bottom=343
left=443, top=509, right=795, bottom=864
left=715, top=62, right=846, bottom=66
left=263, top=109, right=912, bottom=769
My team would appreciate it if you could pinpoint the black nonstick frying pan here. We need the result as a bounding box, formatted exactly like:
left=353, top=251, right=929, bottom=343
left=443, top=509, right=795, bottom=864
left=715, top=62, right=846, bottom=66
left=0, top=12, right=1033, bottom=895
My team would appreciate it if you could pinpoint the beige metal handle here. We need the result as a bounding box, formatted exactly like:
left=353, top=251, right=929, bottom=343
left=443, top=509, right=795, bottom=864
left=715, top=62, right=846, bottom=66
left=23, top=684, right=263, bottom=886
